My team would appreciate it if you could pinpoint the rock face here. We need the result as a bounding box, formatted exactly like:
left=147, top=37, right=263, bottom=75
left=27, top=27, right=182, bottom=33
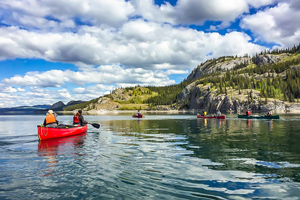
left=181, top=53, right=295, bottom=113
left=255, top=54, right=285, bottom=65
left=110, top=88, right=130, bottom=101
left=93, top=97, right=120, bottom=110
left=179, top=84, right=291, bottom=113
left=186, top=57, right=252, bottom=82
left=179, top=82, right=198, bottom=101
left=186, top=54, right=287, bottom=83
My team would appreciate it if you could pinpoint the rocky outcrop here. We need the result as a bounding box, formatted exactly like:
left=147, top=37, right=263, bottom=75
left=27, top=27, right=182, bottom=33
left=255, top=54, right=287, bottom=65
left=179, top=82, right=198, bottom=101
left=188, top=92, right=236, bottom=112
left=187, top=54, right=288, bottom=83
left=110, top=88, right=130, bottom=101
left=92, top=97, right=120, bottom=110
left=179, top=83, right=293, bottom=113
left=187, top=57, right=252, bottom=82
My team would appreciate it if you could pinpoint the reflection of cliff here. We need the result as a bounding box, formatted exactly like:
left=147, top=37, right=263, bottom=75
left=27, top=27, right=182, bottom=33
left=38, top=133, right=86, bottom=176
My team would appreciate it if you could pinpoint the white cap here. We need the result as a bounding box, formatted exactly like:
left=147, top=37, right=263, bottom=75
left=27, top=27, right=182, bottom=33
left=48, top=110, right=54, bottom=114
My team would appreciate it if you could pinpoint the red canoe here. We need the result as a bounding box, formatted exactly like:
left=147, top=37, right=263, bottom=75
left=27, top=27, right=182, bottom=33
left=197, top=114, right=226, bottom=119
left=132, top=114, right=143, bottom=118
left=37, top=124, right=88, bottom=140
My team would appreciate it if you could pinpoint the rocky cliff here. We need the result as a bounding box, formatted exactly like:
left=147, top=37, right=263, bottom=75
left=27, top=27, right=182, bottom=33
left=187, top=54, right=287, bottom=83
left=178, top=83, right=290, bottom=113
left=179, top=53, right=299, bottom=113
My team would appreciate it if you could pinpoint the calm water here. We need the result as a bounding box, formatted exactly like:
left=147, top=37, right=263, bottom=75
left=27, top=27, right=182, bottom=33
left=0, top=114, right=300, bottom=199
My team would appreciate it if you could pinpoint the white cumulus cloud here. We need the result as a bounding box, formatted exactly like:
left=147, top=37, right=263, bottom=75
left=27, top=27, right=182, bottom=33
left=241, top=2, right=300, bottom=47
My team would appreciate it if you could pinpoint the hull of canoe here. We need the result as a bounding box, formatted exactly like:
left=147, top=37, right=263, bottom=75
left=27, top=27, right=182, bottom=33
left=197, top=114, right=226, bottom=119
left=37, top=125, right=88, bottom=140
left=237, top=115, right=279, bottom=119
left=133, top=115, right=143, bottom=118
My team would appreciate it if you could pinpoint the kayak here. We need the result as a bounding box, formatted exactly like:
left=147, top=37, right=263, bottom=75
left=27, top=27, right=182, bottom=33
left=238, top=115, right=280, bottom=119
left=37, top=124, right=88, bottom=140
left=197, top=114, right=226, bottom=119
left=133, top=114, right=143, bottom=118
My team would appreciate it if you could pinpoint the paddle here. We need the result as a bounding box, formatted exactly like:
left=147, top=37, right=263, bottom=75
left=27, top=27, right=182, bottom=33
left=89, top=123, right=100, bottom=129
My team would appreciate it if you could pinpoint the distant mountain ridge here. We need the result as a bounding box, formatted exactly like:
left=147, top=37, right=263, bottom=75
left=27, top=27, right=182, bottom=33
left=0, top=105, right=51, bottom=115
left=48, top=100, right=86, bottom=111
left=0, top=100, right=85, bottom=115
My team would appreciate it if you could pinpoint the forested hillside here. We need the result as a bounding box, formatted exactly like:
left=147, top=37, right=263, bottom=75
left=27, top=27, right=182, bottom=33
left=64, top=44, right=300, bottom=112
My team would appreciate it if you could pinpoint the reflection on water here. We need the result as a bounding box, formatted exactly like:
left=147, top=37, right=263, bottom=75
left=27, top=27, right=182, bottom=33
left=0, top=114, right=300, bottom=199
left=38, top=133, right=86, bottom=176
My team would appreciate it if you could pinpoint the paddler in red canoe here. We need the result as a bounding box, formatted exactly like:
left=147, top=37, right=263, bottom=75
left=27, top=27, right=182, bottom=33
left=73, top=110, right=88, bottom=126
left=43, top=110, right=59, bottom=127
left=137, top=110, right=142, bottom=117
left=216, top=110, right=222, bottom=117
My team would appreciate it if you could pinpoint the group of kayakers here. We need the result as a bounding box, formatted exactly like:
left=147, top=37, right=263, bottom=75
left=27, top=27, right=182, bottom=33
left=43, top=109, right=87, bottom=127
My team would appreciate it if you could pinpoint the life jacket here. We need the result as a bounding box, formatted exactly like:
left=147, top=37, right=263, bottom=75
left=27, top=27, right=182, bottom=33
left=73, top=114, right=79, bottom=124
left=45, top=114, right=56, bottom=124
left=204, top=111, right=207, bottom=116
left=246, top=111, right=251, bottom=115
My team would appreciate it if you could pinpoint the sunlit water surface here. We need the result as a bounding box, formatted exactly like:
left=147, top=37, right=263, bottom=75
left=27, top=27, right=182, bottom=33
left=0, top=114, right=300, bottom=199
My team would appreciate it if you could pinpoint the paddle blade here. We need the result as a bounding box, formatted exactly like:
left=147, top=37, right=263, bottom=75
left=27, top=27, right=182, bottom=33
left=90, top=123, right=100, bottom=129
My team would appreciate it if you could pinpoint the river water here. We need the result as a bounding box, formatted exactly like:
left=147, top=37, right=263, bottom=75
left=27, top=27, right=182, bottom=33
left=0, top=114, right=300, bottom=199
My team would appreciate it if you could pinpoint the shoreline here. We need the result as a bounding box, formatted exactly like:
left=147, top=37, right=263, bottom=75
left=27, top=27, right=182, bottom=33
left=57, top=109, right=300, bottom=115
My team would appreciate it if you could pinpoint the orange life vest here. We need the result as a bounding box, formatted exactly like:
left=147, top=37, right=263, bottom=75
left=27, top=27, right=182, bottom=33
left=45, top=114, right=56, bottom=124
left=73, top=114, right=79, bottom=124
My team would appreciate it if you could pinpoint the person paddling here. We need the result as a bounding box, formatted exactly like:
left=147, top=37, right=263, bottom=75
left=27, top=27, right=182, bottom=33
left=246, top=109, right=251, bottom=116
left=266, top=109, right=273, bottom=116
left=73, top=110, right=87, bottom=126
left=216, top=110, right=221, bottom=117
left=43, top=110, right=59, bottom=127
left=137, top=110, right=142, bottom=117
left=202, top=110, right=207, bottom=116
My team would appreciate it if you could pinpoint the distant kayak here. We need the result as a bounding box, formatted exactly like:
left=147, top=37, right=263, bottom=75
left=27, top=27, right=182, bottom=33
left=238, top=115, right=280, bottom=119
left=132, top=114, right=143, bottom=118
left=197, top=114, right=226, bottom=119
left=37, top=124, right=88, bottom=140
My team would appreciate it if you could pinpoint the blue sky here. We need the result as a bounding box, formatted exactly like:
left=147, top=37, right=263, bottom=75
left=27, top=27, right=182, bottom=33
left=0, top=0, right=299, bottom=107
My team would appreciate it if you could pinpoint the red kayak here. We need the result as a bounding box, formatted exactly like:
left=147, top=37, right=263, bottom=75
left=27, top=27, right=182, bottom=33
left=132, top=114, right=143, bottom=118
left=37, top=124, right=88, bottom=140
left=197, top=114, right=226, bottom=119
